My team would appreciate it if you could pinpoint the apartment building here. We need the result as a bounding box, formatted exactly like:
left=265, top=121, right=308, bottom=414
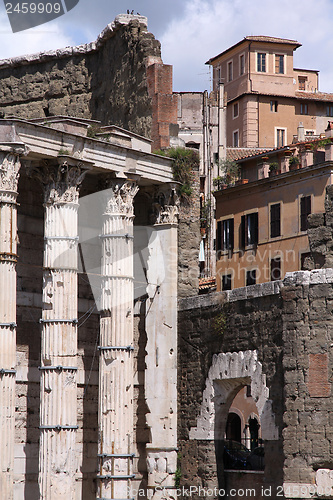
left=214, top=129, right=333, bottom=291
left=206, top=36, right=333, bottom=149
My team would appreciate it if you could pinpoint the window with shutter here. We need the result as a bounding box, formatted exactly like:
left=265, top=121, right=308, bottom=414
left=300, top=196, right=311, bottom=231
left=222, top=218, right=234, bottom=251
left=270, top=203, right=281, bottom=238
left=270, top=257, right=281, bottom=281
left=241, top=213, right=258, bottom=247
left=216, top=221, right=222, bottom=252
left=246, top=269, right=256, bottom=286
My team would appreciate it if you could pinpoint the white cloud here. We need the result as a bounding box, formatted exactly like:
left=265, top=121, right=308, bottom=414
left=160, top=0, right=333, bottom=92
left=0, top=10, right=74, bottom=59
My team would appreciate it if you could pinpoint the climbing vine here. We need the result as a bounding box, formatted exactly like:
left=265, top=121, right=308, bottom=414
left=154, top=147, right=199, bottom=198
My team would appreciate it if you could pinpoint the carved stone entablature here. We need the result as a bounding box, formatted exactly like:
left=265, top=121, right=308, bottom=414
left=103, top=177, right=139, bottom=217
left=30, top=160, right=87, bottom=205
left=0, top=153, right=21, bottom=195
left=152, top=182, right=180, bottom=225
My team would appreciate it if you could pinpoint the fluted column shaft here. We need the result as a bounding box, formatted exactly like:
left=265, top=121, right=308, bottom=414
left=98, top=178, right=138, bottom=500
left=0, top=152, right=21, bottom=500
left=38, top=162, right=85, bottom=500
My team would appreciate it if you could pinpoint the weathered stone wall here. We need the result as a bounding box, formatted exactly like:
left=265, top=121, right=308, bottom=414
left=178, top=272, right=333, bottom=499
left=0, top=15, right=161, bottom=139
left=282, top=270, right=333, bottom=487
left=178, top=287, right=284, bottom=496
left=178, top=164, right=200, bottom=298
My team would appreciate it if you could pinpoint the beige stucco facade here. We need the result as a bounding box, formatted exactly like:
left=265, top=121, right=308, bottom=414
left=207, top=36, right=333, bottom=149
left=215, top=155, right=333, bottom=290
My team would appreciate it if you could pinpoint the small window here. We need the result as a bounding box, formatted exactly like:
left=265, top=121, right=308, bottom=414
left=233, top=102, right=239, bottom=118
left=300, top=103, right=309, bottom=115
left=276, top=128, right=285, bottom=148
left=270, top=257, right=281, bottom=281
left=298, top=76, right=307, bottom=91
left=222, top=218, right=234, bottom=251
left=217, top=67, right=221, bottom=84
left=240, top=54, right=245, bottom=76
left=270, top=100, right=278, bottom=112
left=228, top=61, right=233, bottom=82
left=275, top=54, right=284, bottom=74
left=222, top=274, right=232, bottom=291
left=246, top=385, right=251, bottom=397
left=300, top=196, right=311, bottom=232
left=327, top=105, right=333, bottom=117
left=270, top=203, right=281, bottom=238
left=257, top=53, right=266, bottom=72
left=233, top=130, right=239, bottom=147
left=241, top=212, right=258, bottom=247
left=246, top=269, right=256, bottom=286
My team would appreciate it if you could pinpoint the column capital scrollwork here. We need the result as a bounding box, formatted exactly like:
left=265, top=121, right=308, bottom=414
left=29, top=160, right=88, bottom=205
left=102, top=176, right=139, bottom=217
left=151, top=182, right=180, bottom=225
left=0, top=152, right=21, bottom=195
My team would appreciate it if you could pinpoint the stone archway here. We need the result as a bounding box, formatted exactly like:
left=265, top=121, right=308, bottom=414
left=189, top=350, right=278, bottom=442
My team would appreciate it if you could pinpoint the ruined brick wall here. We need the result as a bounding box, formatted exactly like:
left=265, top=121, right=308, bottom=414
left=178, top=273, right=333, bottom=498
left=0, top=16, right=162, bottom=140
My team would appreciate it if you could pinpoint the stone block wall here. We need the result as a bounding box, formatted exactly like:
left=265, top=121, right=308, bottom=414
left=178, top=164, right=201, bottom=298
left=178, top=272, right=333, bottom=499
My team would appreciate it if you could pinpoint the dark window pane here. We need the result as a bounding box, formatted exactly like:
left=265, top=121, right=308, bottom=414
left=222, top=218, right=234, bottom=251
left=270, top=257, right=281, bottom=281
left=300, top=196, right=311, bottom=231
left=270, top=203, right=281, bottom=238
left=216, top=221, right=222, bottom=252
left=222, top=274, right=232, bottom=291
left=246, top=269, right=256, bottom=286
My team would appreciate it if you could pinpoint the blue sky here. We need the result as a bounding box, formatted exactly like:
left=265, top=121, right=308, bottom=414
left=0, top=0, right=333, bottom=93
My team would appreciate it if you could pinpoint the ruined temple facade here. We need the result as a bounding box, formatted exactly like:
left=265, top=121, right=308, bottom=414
left=0, top=116, right=178, bottom=500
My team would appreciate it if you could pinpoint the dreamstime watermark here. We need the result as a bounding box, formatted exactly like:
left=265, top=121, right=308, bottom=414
left=3, top=0, right=79, bottom=33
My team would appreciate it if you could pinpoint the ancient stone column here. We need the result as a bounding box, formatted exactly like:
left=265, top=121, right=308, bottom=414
left=97, top=176, right=139, bottom=500
left=38, top=160, right=86, bottom=500
left=145, top=184, right=179, bottom=500
left=0, top=151, right=21, bottom=500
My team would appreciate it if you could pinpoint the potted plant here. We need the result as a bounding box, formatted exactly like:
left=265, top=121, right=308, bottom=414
left=289, top=155, right=300, bottom=170
left=213, top=176, right=227, bottom=190
left=269, top=162, right=280, bottom=177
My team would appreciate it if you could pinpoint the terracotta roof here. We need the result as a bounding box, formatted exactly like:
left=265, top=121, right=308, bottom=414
left=206, top=36, right=301, bottom=64
left=226, top=147, right=273, bottom=161
left=199, top=277, right=216, bottom=292
left=295, top=91, right=333, bottom=102
left=245, top=35, right=300, bottom=45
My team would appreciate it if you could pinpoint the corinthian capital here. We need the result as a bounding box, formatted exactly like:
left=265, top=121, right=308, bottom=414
left=152, top=182, right=180, bottom=225
left=31, top=160, right=87, bottom=205
left=0, top=153, right=21, bottom=194
left=103, top=177, right=139, bottom=217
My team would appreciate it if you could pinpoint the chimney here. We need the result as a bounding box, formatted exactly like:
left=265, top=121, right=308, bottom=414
left=297, top=122, right=305, bottom=142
